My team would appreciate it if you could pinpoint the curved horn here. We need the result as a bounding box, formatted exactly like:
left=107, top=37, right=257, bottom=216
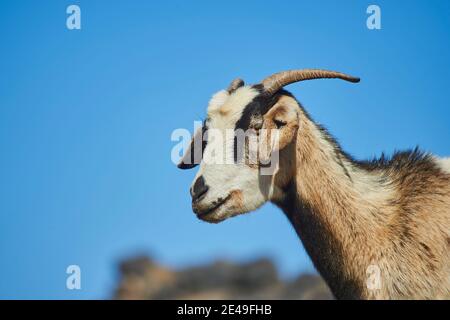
left=227, top=78, right=244, bottom=93
left=262, top=69, right=360, bottom=94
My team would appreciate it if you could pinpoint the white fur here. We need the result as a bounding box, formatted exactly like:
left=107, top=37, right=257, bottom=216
left=191, top=86, right=267, bottom=221
left=437, top=157, right=450, bottom=174
left=207, top=90, right=229, bottom=112
left=208, top=86, right=259, bottom=125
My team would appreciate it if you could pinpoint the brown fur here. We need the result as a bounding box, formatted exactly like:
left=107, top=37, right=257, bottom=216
left=184, top=84, right=450, bottom=299
left=270, top=96, right=450, bottom=299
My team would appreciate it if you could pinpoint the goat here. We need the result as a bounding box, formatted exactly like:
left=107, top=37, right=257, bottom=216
left=178, top=69, right=450, bottom=299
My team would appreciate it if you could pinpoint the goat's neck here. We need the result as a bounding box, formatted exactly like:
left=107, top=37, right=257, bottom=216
left=276, top=114, right=390, bottom=299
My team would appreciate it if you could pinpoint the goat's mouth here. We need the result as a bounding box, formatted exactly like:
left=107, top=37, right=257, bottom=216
left=193, top=194, right=231, bottom=223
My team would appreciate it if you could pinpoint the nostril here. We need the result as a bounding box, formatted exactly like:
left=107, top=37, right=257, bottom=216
left=191, top=176, right=209, bottom=203
left=193, top=187, right=208, bottom=203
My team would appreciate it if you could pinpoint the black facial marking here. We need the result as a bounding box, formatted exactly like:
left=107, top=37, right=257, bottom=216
left=233, top=87, right=293, bottom=163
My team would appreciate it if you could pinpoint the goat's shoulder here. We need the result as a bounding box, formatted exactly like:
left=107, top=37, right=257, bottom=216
left=355, top=148, right=449, bottom=187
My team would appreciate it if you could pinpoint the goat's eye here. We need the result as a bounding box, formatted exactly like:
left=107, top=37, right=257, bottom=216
left=274, top=119, right=286, bottom=129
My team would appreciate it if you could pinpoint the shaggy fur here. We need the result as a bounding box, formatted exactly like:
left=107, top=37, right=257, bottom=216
left=273, top=96, right=450, bottom=299
left=180, top=84, right=450, bottom=299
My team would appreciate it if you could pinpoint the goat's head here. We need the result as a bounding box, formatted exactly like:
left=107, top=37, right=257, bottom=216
left=178, top=69, right=359, bottom=223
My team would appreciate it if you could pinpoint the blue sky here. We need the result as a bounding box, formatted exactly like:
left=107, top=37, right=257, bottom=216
left=0, top=1, right=449, bottom=299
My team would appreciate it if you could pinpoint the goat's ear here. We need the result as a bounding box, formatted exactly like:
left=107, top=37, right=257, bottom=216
left=259, top=97, right=299, bottom=163
left=178, top=126, right=204, bottom=169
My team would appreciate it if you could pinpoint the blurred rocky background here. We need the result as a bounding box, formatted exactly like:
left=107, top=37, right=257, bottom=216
left=113, top=256, right=333, bottom=300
